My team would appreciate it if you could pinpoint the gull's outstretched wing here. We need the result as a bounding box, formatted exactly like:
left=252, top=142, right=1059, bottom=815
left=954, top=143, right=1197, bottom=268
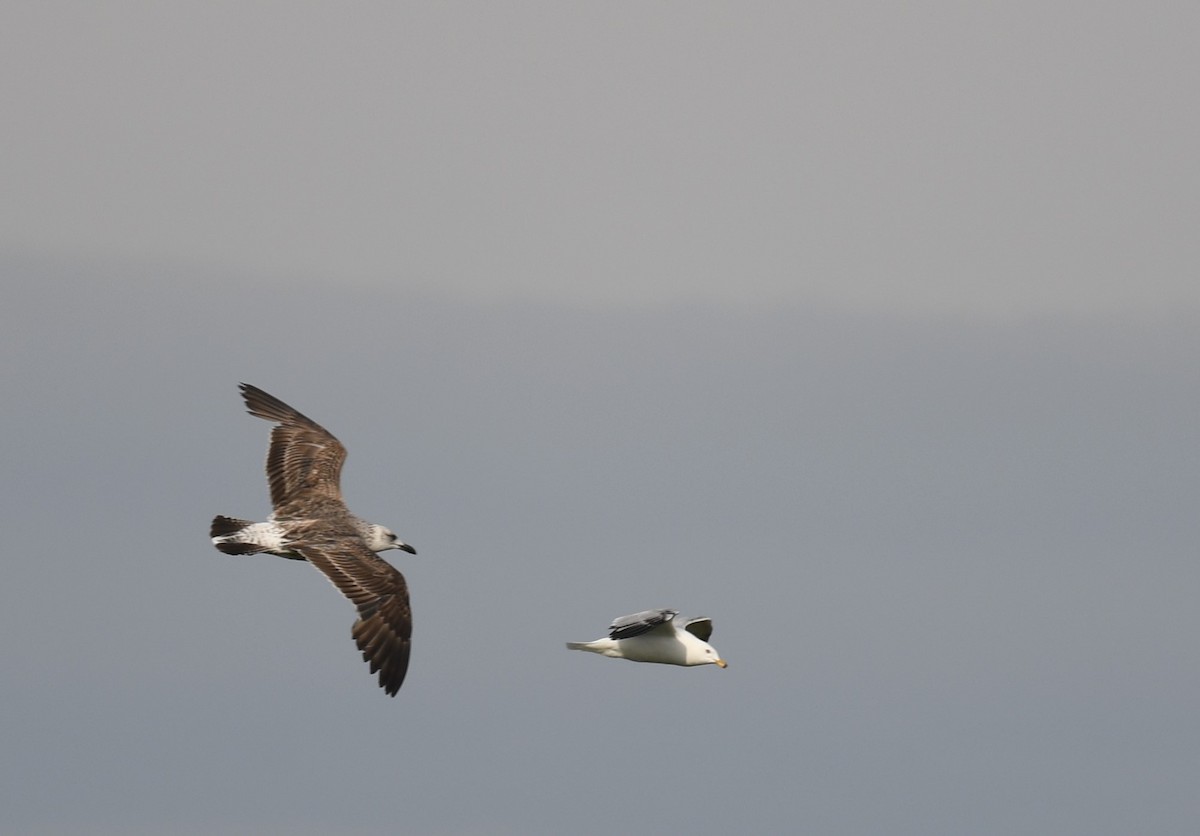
left=240, top=383, right=348, bottom=508
left=293, top=538, right=412, bottom=696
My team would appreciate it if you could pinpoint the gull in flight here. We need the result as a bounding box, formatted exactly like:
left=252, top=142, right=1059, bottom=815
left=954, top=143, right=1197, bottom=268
left=566, top=609, right=727, bottom=668
left=210, top=383, right=417, bottom=696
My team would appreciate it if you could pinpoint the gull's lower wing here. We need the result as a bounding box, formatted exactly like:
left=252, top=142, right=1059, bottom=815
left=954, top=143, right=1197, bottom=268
left=293, top=539, right=412, bottom=696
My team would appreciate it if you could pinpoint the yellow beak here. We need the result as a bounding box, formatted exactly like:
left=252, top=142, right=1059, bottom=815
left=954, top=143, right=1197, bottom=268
left=714, top=659, right=728, bottom=668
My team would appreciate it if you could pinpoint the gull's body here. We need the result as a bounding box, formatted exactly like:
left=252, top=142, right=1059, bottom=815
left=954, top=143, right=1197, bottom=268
left=209, top=383, right=417, bottom=696
left=211, top=516, right=408, bottom=559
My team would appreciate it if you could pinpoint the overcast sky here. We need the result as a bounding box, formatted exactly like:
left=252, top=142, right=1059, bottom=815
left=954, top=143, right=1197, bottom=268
left=3, top=3, right=1199, bottom=835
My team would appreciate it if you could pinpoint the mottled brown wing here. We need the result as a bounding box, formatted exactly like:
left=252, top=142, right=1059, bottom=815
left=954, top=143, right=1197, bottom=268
left=240, top=383, right=347, bottom=507
left=293, top=539, right=412, bottom=697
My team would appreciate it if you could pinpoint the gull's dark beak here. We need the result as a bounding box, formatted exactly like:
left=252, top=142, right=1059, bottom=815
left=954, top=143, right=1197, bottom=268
left=398, top=543, right=417, bottom=555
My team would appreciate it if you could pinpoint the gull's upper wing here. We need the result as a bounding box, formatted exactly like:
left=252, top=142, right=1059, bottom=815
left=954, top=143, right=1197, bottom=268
left=293, top=538, right=412, bottom=697
left=239, top=383, right=348, bottom=507
left=608, top=608, right=678, bottom=640
left=682, top=617, right=714, bottom=643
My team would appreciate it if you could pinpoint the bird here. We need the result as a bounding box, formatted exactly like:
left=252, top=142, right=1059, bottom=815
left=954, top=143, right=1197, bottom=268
left=209, top=382, right=417, bottom=696
left=566, top=609, right=727, bottom=668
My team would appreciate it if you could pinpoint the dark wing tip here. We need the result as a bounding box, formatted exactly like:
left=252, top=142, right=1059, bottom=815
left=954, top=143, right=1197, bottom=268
left=352, top=602, right=412, bottom=696
left=238, top=383, right=307, bottom=424
left=683, top=617, right=715, bottom=643
left=238, top=383, right=331, bottom=435
left=237, top=382, right=271, bottom=411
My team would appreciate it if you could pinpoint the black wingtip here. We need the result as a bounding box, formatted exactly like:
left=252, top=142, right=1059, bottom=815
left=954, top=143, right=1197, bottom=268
left=237, top=382, right=320, bottom=427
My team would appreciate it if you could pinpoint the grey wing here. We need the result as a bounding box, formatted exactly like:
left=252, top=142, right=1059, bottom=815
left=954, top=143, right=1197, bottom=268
left=293, top=539, right=412, bottom=696
left=608, top=608, right=678, bottom=640
left=682, top=617, right=714, bottom=643
left=239, top=383, right=348, bottom=507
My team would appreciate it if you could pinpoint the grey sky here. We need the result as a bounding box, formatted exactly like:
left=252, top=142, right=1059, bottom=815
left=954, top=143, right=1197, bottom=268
left=5, top=2, right=1197, bottom=315
left=3, top=3, right=1199, bottom=835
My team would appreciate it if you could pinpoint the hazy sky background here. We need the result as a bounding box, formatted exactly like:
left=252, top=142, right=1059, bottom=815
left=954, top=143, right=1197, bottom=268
left=3, top=3, right=1198, bottom=835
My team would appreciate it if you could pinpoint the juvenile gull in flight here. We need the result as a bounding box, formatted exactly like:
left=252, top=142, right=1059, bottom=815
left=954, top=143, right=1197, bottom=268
left=566, top=609, right=727, bottom=668
left=210, top=383, right=416, bottom=696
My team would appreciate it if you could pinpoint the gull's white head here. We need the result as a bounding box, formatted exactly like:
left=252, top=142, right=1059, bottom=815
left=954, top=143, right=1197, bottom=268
left=365, top=524, right=417, bottom=555
left=682, top=634, right=728, bottom=668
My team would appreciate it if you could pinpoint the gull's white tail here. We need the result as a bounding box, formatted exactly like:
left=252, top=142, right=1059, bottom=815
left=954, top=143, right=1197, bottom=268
left=565, top=639, right=620, bottom=656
